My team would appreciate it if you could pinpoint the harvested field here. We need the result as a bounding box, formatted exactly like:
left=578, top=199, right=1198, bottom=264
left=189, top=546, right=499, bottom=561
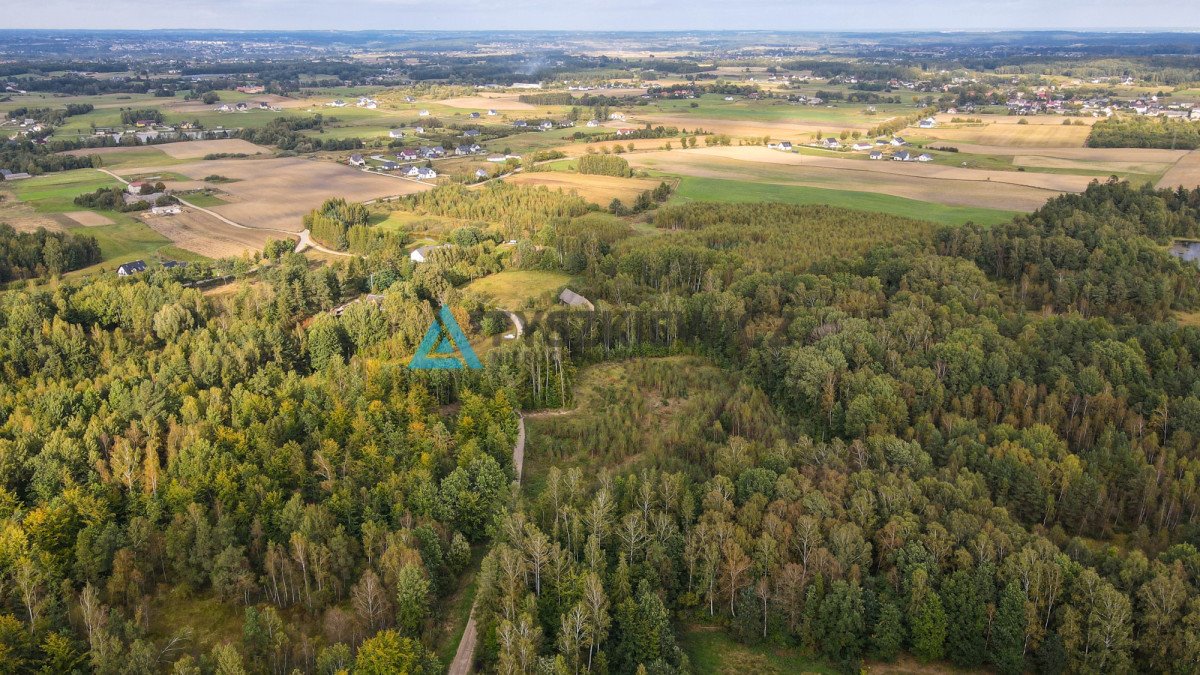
left=628, top=146, right=1083, bottom=212
left=1012, top=154, right=1173, bottom=175
left=505, top=172, right=663, bottom=205
left=0, top=197, right=63, bottom=232
left=630, top=113, right=863, bottom=138
left=440, top=96, right=536, bottom=110
left=553, top=138, right=676, bottom=155
left=141, top=207, right=283, bottom=258
left=1158, top=149, right=1200, bottom=189
left=913, top=122, right=1092, bottom=147
left=662, top=146, right=1094, bottom=191
left=157, top=139, right=271, bottom=159
left=116, top=157, right=430, bottom=232
left=948, top=144, right=1190, bottom=161
left=62, top=210, right=114, bottom=227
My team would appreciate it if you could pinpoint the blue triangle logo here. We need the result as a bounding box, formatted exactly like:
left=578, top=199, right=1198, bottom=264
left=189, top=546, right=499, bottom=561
left=410, top=306, right=483, bottom=370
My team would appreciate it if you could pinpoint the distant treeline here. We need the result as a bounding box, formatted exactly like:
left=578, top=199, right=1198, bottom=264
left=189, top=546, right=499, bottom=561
left=0, top=223, right=101, bottom=280
left=782, top=60, right=919, bottom=81
left=1087, top=116, right=1200, bottom=150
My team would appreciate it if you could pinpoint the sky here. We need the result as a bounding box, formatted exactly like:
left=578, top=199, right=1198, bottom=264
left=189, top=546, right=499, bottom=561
left=5, top=0, right=1200, bottom=32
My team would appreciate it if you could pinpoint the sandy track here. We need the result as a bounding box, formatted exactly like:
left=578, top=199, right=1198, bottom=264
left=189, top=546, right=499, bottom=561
left=141, top=208, right=276, bottom=258
left=1158, top=149, right=1200, bottom=189
left=628, top=147, right=1079, bottom=211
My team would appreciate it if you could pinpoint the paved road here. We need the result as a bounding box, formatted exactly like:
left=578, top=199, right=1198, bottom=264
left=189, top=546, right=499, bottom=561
left=447, top=412, right=526, bottom=675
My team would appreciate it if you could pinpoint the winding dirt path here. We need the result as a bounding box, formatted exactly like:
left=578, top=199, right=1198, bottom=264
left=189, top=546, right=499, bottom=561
left=447, top=412, right=525, bottom=675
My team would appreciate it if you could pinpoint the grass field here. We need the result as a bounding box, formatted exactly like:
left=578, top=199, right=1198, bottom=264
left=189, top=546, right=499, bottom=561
left=464, top=270, right=574, bottom=309
left=670, top=176, right=1018, bottom=226
left=1, top=169, right=210, bottom=271
left=679, top=626, right=839, bottom=675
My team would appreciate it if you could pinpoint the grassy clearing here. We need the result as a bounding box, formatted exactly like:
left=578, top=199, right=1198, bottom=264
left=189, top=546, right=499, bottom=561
left=85, top=147, right=187, bottom=170
left=178, top=191, right=230, bottom=207
left=464, top=270, right=573, bottom=310
left=8, top=169, right=123, bottom=212
left=669, top=175, right=1018, bottom=227
left=679, top=626, right=839, bottom=675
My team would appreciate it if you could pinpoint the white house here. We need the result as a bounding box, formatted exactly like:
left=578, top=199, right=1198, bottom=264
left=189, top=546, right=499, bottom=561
left=822, top=137, right=841, bottom=149
left=768, top=141, right=793, bottom=151
left=851, top=142, right=873, bottom=151
left=586, top=120, right=600, bottom=127
left=116, top=260, right=147, bottom=277
left=150, top=204, right=182, bottom=215
left=869, top=150, right=884, bottom=160
left=890, top=136, right=907, bottom=146
left=892, top=150, right=911, bottom=161
left=388, top=129, right=406, bottom=139
left=608, top=112, right=626, bottom=121
left=409, top=245, right=442, bottom=263
left=417, top=167, right=437, bottom=179
left=419, top=109, right=430, bottom=117
left=349, top=154, right=366, bottom=167
left=487, top=109, right=498, bottom=116
left=918, top=117, right=936, bottom=128
left=916, top=153, right=934, bottom=162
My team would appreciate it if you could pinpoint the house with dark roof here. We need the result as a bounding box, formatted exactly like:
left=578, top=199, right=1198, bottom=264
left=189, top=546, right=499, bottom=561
left=117, top=260, right=147, bottom=277
left=559, top=288, right=595, bottom=311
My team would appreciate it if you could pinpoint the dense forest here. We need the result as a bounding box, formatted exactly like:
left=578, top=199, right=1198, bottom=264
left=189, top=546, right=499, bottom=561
left=2, top=177, right=1200, bottom=674
left=1087, top=115, right=1200, bottom=149
left=0, top=223, right=102, bottom=281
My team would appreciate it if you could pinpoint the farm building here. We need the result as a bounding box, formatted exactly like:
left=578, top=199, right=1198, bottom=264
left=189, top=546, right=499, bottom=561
left=559, top=289, right=595, bottom=311
left=768, top=141, right=793, bottom=151
left=919, top=117, right=937, bottom=128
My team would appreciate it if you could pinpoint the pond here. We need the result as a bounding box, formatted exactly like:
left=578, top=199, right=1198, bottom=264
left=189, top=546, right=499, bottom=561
left=1169, top=240, right=1200, bottom=264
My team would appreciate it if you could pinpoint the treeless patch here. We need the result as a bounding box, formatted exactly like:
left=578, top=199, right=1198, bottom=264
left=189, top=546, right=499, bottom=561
left=156, top=139, right=271, bottom=159
left=627, top=147, right=1079, bottom=212
left=62, top=210, right=114, bottom=226
left=140, top=207, right=283, bottom=258
left=1158, top=149, right=1200, bottom=189
left=116, top=157, right=431, bottom=232
left=440, top=96, right=536, bottom=110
